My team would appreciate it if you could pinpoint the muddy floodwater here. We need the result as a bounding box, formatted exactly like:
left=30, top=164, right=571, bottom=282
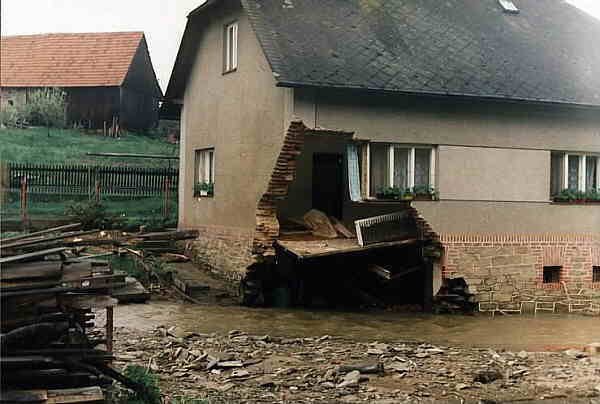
left=115, top=302, right=600, bottom=352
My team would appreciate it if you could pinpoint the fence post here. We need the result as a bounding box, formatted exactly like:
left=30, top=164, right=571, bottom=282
left=0, top=161, right=7, bottom=206
left=163, top=177, right=171, bottom=219
left=20, top=176, right=29, bottom=228
left=95, top=179, right=101, bottom=203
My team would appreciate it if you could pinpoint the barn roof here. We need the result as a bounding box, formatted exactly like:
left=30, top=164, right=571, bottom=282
left=166, top=0, right=600, bottom=107
left=0, top=32, right=150, bottom=88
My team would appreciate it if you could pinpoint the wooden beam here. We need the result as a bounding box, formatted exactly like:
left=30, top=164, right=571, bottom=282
left=0, top=248, right=68, bottom=265
left=86, top=152, right=178, bottom=160
left=0, top=223, right=81, bottom=244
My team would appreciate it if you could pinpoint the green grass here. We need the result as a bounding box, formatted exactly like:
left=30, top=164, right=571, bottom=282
left=0, top=127, right=179, bottom=167
left=1, top=194, right=177, bottom=225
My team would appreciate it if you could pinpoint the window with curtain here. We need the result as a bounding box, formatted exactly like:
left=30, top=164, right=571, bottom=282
left=369, top=144, right=435, bottom=196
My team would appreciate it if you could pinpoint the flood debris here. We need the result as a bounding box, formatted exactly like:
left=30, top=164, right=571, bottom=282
left=0, top=224, right=154, bottom=402
left=113, top=327, right=600, bottom=403
left=434, top=277, right=477, bottom=314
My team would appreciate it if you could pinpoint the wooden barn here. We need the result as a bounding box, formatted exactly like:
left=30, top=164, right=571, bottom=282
left=0, top=32, right=162, bottom=131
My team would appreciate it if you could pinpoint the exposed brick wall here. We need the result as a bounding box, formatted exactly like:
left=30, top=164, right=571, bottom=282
left=253, top=119, right=306, bottom=255
left=186, top=225, right=254, bottom=282
left=441, top=233, right=600, bottom=305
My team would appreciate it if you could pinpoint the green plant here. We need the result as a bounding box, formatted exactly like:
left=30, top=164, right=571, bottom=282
left=553, top=188, right=600, bottom=202
left=194, top=182, right=214, bottom=197
left=119, top=365, right=162, bottom=404
left=377, top=186, right=402, bottom=199
left=65, top=200, right=123, bottom=229
left=21, top=88, right=67, bottom=131
left=0, top=103, right=22, bottom=128
left=412, top=185, right=438, bottom=200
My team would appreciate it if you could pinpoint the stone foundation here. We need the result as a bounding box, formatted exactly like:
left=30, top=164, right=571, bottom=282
left=441, top=234, right=600, bottom=307
left=186, top=225, right=255, bottom=283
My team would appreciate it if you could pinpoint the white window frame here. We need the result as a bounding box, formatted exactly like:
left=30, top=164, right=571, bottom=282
left=558, top=153, right=599, bottom=192
left=195, top=148, right=215, bottom=185
left=224, top=22, right=238, bottom=72
left=369, top=143, right=436, bottom=197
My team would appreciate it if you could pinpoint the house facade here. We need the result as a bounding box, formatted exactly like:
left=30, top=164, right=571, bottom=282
left=165, top=0, right=600, bottom=307
left=0, top=32, right=162, bottom=131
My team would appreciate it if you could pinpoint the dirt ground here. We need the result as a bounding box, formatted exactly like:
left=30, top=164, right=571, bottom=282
left=113, top=325, right=600, bottom=403
left=109, top=266, right=600, bottom=403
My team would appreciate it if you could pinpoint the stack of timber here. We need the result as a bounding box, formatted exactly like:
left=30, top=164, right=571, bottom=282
left=0, top=224, right=145, bottom=403
left=129, top=229, right=198, bottom=255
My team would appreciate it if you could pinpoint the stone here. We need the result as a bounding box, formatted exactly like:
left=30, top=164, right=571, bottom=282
left=564, top=349, right=588, bottom=359
left=388, top=361, right=410, bottom=373
left=455, top=383, right=470, bottom=390
left=367, top=348, right=384, bottom=355
left=231, top=369, right=250, bottom=378
left=336, top=370, right=361, bottom=388
left=473, top=369, right=502, bottom=384
left=517, top=351, right=529, bottom=360
left=218, top=360, right=244, bottom=368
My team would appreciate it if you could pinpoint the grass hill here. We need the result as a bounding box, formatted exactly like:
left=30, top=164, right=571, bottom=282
left=0, top=127, right=179, bottom=167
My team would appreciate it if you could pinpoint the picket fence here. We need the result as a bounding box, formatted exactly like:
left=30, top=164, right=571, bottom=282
left=7, top=162, right=178, bottom=197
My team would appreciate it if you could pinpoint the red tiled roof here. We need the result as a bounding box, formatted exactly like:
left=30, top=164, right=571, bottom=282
left=1, top=32, right=144, bottom=87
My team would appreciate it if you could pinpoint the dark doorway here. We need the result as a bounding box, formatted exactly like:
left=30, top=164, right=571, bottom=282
left=312, top=153, right=343, bottom=219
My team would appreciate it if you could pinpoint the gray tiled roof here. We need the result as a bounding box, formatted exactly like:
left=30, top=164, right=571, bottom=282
left=242, top=0, right=600, bottom=106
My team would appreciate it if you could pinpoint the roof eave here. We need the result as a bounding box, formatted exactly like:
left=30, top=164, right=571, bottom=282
left=276, top=80, right=600, bottom=110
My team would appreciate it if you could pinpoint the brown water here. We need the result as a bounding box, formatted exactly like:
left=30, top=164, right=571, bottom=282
left=115, top=302, right=600, bottom=352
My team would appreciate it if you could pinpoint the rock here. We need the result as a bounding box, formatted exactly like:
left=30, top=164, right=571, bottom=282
left=426, top=348, right=445, bottom=355
left=517, top=351, right=529, bottom=360
left=388, top=361, right=410, bottom=373
left=415, top=353, right=429, bottom=359
left=584, top=343, right=600, bottom=356
left=367, top=348, right=384, bottom=355
left=455, top=383, right=470, bottom=390
left=564, top=349, right=588, bottom=359
left=338, top=362, right=383, bottom=374
left=336, top=370, right=361, bottom=388
left=231, top=369, right=250, bottom=378
left=258, top=377, right=275, bottom=387
left=473, top=369, right=503, bottom=384
left=206, top=359, right=219, bottom=370
left=218, top=360, right=244, bottom=368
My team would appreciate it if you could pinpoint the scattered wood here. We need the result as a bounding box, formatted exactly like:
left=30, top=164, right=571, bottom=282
left=367, top=264, right=392, bottom=281
left=0, top=227, right=146, bottom=398
left=163, top=253, right=190, bottom=263
left=0, top=223, right=82, bottom=244
left=0, top=248, right=68, bottom=265
left=303, top=209, right=338, bottom=239
left=330, top=216, right=354, bottom=238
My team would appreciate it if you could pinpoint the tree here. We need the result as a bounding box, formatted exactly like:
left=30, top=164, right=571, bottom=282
left=21, top=88, right=67, bottom=135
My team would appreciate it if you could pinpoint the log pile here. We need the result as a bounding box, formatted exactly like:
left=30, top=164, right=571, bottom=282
left=433, top=277, right=477, bottom=314
left=0, top=224, right=146, bottom=403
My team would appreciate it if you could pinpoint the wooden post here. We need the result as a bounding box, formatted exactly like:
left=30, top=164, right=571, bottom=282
left=0, top=161, right=8, bottom=206
left=20, top=176, right=28, bottom=228
left=106, top=307, right=113, bottom=354
left=422, top=248, right=434, bottom=313
left=163, top=177, right=171, bottom=219
left=95, top=180, right=101, bottom=203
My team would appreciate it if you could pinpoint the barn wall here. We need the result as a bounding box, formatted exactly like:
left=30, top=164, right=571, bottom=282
left=65, top=87, right=120, bottom=128
left=120, top=36, right=161, bottom=131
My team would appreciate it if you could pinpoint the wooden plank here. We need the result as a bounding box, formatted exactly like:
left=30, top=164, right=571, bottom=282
left=0, top=223, right=81, bottom=243
left=0, top=248, right=68, bottom=265
left=1, top=230, right=100, bottom=250
left=275, top=238, right=418, bottom=260
left=46, top=387, right=104, bottom=403
left=1, top=261, right=62, bottom=281
left=0, top=390, right=48, bottom=403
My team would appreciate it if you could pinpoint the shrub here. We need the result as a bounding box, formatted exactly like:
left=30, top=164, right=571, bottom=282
left=65, top=200, right=123, bottom=229
left=22, top=88, right=67, bottom=129
left=119, top=365, right=162, bottom=404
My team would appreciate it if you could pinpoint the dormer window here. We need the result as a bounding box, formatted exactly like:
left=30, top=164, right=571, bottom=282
left=224, top=22, right=238, bottom=73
